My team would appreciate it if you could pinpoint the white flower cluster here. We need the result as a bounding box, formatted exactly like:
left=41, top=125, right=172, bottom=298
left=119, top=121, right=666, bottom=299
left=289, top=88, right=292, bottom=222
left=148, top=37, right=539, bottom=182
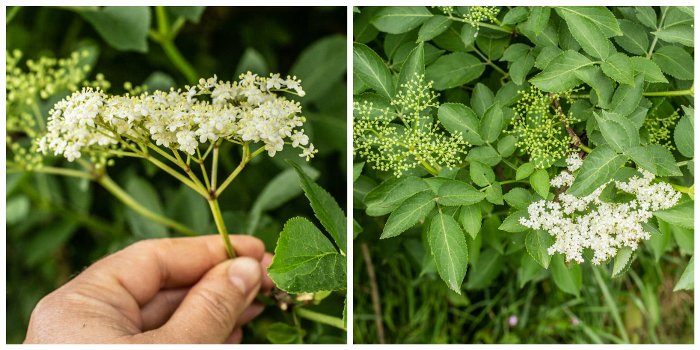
left=520, top=153, right=681, bottom=265
left=38, top=72, right=316, bottom=162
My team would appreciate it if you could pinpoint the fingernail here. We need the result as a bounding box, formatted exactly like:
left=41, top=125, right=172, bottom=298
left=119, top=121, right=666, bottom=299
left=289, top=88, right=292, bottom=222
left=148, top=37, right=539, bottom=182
left=228, top=257, right=261, bottom=295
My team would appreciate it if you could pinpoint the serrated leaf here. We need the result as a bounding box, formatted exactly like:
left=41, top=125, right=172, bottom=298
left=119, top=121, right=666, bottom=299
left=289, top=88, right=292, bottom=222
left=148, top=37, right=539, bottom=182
left=534, top=46, right=563, bottom=69
left=471, top=83, right=494, bottom=118
left=417, top=15, right=451, bottom=42
left=502, top=7, right=529, bottom=25
left=551, top=254, right=582, bottom=297
left=626, top=146, right=657, bottom=174
left=381, top=191, right=436, bottom=239
left=398, top=42, right=425, bottom=91
left=480, top=105, right=504, bottom=143
left=530, top=169, right=550, bottom=198
left=526, top=7, right=551, bottom=36
left=429, top=213, right=469, bottom=293
left=353, top=43, right=394, bottom=98
left=674, top=114, right=694, bottom=158
left=516, top=162, right=535, bottom=180
left=554, top=7, right=622, bottom=37
left=647, top=144, right=682, bottom=176
left=497, top=135, right=517, bottom=157
left=290, top=162, right=346, bottom=253
left=614, top=20, right=649, bottom=55
left=526, top=229, right=554, bottom=269
left=372, top=6, right=433, bottom=34
left=499, top=210, right=529, bottom=233
left=568, top=145, right=627, bottom=196
left=611, top=247, right=635, bottom=277
left=504, top=188, right=532, bottom=209
left=653, top=24, right=694, bottom=47
left=673, top=256, right=694, bottom=291
left=555, top=7, right=611, bottom=59
left=353, top=162, right=364, bottom=183
left=437, top=103, right=484, bottom=145
left=635, top=7, right=657, bottom=29
left=437, top=180, right=486, bottom=206
left=595, top=111, right=640, bottom=152
left=470, top=161, right=495, bottom=187
left=425, top=52, right=485, bottom=90
left=652, top=46, right=694, bottom=80
left=166, top=7, right=205, bottom=23
left=630, top=57, right=668, bottom=83
left=459, top=204, right=482, bottom=239
left=78, top=7, right=151, bottom=52
left=484, top=182, right=504, bottom=205
left=364, top=176, right=430, bottom=216
left=654, top=201, right=693, bottom=229
left=268, top=217, right=345, bottom=293
left=574, top=66, right=613, bottom=108
left=610, top=74, right=644, bottom=117
left=460, top=23, right=478, bottom=47
left=509, top=52, right=535, bottom=86
left=530, top=50, right=594, bottom=92
left=601, top=53, right=635, bottom=85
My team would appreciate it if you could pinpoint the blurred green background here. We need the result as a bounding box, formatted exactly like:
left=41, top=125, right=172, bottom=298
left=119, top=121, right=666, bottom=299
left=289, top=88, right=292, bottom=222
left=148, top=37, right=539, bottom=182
left=6, top=6, right=346, bottom=343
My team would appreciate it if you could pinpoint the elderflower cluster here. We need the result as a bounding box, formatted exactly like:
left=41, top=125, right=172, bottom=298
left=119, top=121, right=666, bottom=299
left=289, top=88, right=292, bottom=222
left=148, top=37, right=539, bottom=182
left=6, top=49, right=110, bottom=170
left=435, top=6, right=501, bottom=29
left=353, top=74, right=468, bottom=177
left=38, top=72, right=316, bottom=162
left=509, top=87, right=579, bottom=169
left=520, top=154, right=681, bottom=265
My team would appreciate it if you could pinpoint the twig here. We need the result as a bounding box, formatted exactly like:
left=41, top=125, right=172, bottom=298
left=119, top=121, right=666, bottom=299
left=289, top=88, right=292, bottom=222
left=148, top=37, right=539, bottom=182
left=361, top=242, right=386, bottom=344
left=550, top=93, right=592, bottom=154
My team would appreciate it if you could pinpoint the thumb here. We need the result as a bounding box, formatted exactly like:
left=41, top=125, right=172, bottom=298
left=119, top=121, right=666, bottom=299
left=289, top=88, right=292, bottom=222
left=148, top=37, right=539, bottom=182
left=137, top=257, right=262, bottom=343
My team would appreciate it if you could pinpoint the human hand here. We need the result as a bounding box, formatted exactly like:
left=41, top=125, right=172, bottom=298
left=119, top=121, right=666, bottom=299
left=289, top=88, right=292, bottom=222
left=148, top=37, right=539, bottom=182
left=24, top=235, right=274, bottom=344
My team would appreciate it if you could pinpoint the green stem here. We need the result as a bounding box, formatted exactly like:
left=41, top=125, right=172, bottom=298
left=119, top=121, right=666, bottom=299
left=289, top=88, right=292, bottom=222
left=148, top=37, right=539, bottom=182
left=578, top=143, right=593, bottom=154
left=499, top=179, right=528, bottom=185
left=446, top=15, right=514, bottom=34
left=208, top=198, right=236, bottom=258
left=646, top=7, right=669, bottom=59
left=472, top=47, right=509, bottom=77
left=97, top=174, right=198, bottom=236
left=215, top=144, right=250, bottom=197
left=211, top=142, right=220, bottom=192
left=151, top=6, right=198, bottom=83
left=419, top=159, right=439, bottom=176
left=643, top=86, right=694, bottom=97
left=294, top=308, right=346, bottom=330
left=592, top=266, right=630, bottom=343
left=6, top=6, right=22, bottom=25
left=146, top=155, right=209, bottom=198
left=25, top=166, right=93, bottom=179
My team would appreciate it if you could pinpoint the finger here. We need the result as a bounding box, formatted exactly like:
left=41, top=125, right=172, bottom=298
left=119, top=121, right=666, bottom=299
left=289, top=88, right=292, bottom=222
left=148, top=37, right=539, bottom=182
left=134, top=257, right=262, bottom=343
left=236, top=302, right=264, bottom=327
left=140, top=288, right=189, bottom=331
left=76, top=235, right=265, bottom=306
left=224, top=328, right=243, bottom=344
left=261, top=253, right=275, bottom=293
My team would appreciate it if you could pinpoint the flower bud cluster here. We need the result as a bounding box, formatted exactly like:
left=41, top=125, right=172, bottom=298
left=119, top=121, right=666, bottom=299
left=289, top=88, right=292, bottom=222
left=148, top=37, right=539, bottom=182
left=353, top=74, right=468, bottom=177
left=38, top=72, right=316, bottom=162
left=520, top=154, right=681, bottom=265
left=435, top=6, right=501, bottom=28
left=643, top=109, right=680, bottom=151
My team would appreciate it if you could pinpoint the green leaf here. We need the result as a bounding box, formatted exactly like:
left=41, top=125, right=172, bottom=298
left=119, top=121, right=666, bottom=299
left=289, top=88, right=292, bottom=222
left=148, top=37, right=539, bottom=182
left=470, top=83, right=495, bottom=118
left=504, top=188, right=532, bottom=209
left=268, top=217, right=345, bottom=293
left=499, top=210, right=529, bottom=233
left=601, top=53, right=635, bottom=85
left=459, top=24, right=478, bottom=48
left=626, top=146, right=657, bottom=174
left=502, top=7, right=529, bottom=25
left=166, top=6, right=205, bottom=23
left=611, top=247, right=634, bottom=278
left=554, top=7, right=622, bottom=37
left=372, top=6, right=433, bottom=34
left=595, top=111, right=640, bottom=152
left=550, top=254, right=582, bottom=297
left=381, top=192, right=436, bottom=239
left=78, top=7, right=151, bottom=52
left=290, top=162, right=346, bottom=253
left=437, top=179, right=487, bottom=206
left=266, top=322, right=305, bottom=344
left=497, top=135, right=517, bottom=157
left=654, top=201, right=694, bottom=230
left=525, top=7, right=551, bottom=36
left=480, top=105, right=504, bottom=143
left=630, top=57, right=668, bottom=83
left=534, top=46, right=563, bottom=69
left=291, top=35, right=346, bottom=103
left=429, top=213, right=469, bottom=293
left=484, top=182, right=504, bottom=205
left=437, top=103, right=484, bottom=145
left=458, top=204, right=482, bottom=239
left=613, top=20, right=649, bottom=55
left=516, top=162, right=535, bottom=180
left=647, top=144, right=682, bottom=176
left=653, top=24, right=694, bottom=47
left=25, top=220, right=79, bottom=266
left=610, top=74, right=644, bottom=117
left=568, top=145, right=627, bottom=196
left=470, top=161, right=495, bottom=187
left=509, top=52, right=535, bottom=85
left=673, top=256, right=694, bottom=291
left=466, top=249, right=504, bottom=290
left=467, top=145, right=502, bottom=167
left=526, top=229, right=554, bottom=269
left=475, top=35, right=510, bottom=61
left=652, top=46, right=694, bottom=80
left=425, top=52, right=485, bottom=90
left=417, top=15, right=451, bottom=42
left=125, top=176, right=167, bottom=238
left=635, top=7, right=657, bottom=29
left=530, top=169, right=550, bottom=198
left=674, top=114, right=694, bottom=158
left=353, top=163, right=365, bottom=183
left=398, top=42, right=425, bottom=91
left=6, top=195, right=30, bottom=225
left=555, top=7, right=611, bottom=59
left=574, top=66, right=613, bottom=108
left=530, top=50, right=594, bottom=92
left=353, top=43, right=394, bottom=98
left=364, top=176, right=430, bottom=216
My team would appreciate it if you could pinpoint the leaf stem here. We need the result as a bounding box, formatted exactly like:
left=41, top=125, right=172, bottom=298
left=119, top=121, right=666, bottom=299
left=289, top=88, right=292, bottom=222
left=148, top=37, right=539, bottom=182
left=642, top=86, right=694, bottom=97
left=472, top=47, right=509, bottom=78
left=646, top=7, right=670, bottom=59
left=294, top=308, right=346, bottom=330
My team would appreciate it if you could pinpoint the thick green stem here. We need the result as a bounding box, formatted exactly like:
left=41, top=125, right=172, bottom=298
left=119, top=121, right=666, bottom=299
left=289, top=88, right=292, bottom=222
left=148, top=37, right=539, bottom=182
left=592, top=266, right=630, bottom=343
left=208, top=198, right=236, bottom=258
left=151, top=6, right=198, bottom=84
left=294, top=308, right=346, bottom=330
left=578, top=143, right=593, bottom=154
left=646, top=7, right=669, bottom=59
left=25, top=166, right=93, bottom=179
left=98, top=174, right=198, bottom=236
left=643, top=86, right=694, bottom=97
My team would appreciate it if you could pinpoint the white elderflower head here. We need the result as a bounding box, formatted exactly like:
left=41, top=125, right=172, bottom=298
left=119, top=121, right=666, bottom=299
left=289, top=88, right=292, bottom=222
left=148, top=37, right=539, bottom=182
left=520, top=153, right=681, bottom=264
left=38, top=73, right=316, bottom=162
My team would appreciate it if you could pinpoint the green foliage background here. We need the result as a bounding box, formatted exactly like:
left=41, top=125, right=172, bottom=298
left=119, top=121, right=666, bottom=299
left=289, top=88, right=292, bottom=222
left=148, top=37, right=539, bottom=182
left=353, top=6, right=693, bottom=344
left=6, top=6, right=346, bottom=344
